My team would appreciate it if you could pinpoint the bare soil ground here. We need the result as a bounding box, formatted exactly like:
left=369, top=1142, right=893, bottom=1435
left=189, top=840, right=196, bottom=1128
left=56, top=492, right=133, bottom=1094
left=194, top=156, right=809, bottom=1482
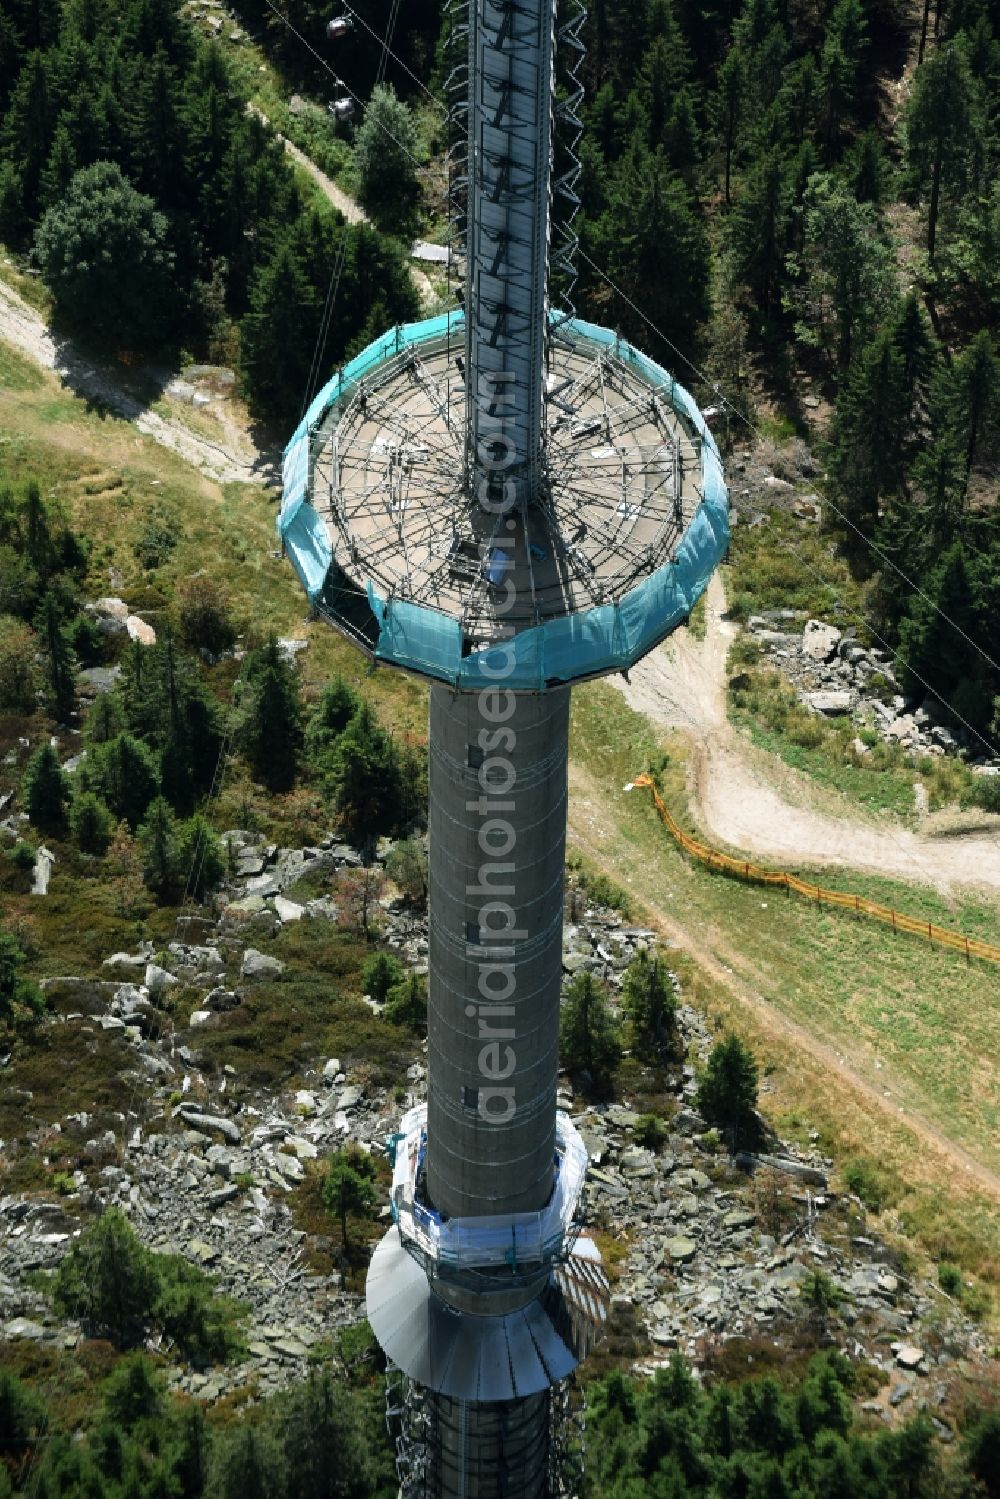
left=607, top=574, right=1000, bottom=895
left=0, top=277, right=268, bottom=486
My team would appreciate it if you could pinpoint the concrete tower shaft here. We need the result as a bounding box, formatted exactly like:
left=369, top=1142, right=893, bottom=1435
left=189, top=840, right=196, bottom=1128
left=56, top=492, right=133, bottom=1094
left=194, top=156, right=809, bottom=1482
left=426, top=685, right=569, bottom=1220
left=465, top=0, right=556, bottom=503
left=278, top=6, right=730, bottom=1493
left=432, top=1391, right=551, bottom=1498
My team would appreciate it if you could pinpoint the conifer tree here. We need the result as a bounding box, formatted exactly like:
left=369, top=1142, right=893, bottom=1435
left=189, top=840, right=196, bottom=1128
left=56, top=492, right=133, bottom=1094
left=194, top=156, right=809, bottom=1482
left=322, top=1146, right=378, bottom=1251
left=0, top=929, right=44, bottom=1026
left=235, top=635, right=303, bottom=792
left=85, top=692, right=126, bottom=746
left=326, top=701, right=404, bottom=845
left=305, top=677, right=362, bottom=766
left=946, top=330, right=1000, bottom=485
left=0, top=616, right=39, bottom=712
left=81, top=733, right=160, bottom=829
left=828, top=330, right=909, bottom=539
left=362, top=951, right=406, bottom=1005
left=22, top=741, right=68, bottom=830
left=23, top=481, right=51, bottom=576
left=906, top=39, right=977, bottom=263
left=623, top=948, right=677, bottom=1065
left=728, top=147, right=791, bottom=329
left=34, top=589, right=76, bottom=721
left=715, top=45, right=745, bottom=204
left=138, top=795, right=180, bottom=899
left=896, top=542, right=982, bottom=716
left=384, top=970, right=428, bottom=1036
left=176, top=813, right=225, bottom=901
left=69, top=790, right=113, bottom=856
left=697, top=1035, right=760, bottom=1147
left=560, top=972, right=622, bottom=1094
left=352, top=84, right=419, bottom=231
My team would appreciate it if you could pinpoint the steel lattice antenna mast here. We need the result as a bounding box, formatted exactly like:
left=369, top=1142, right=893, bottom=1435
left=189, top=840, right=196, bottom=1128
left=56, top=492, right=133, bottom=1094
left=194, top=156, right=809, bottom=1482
left=277, top=2, right=729, bottom=1491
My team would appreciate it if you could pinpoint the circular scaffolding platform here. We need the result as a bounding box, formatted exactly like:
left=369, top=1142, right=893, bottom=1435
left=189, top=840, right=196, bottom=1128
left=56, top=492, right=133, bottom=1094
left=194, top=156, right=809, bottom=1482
left=278, top=311, right=729, bottom=693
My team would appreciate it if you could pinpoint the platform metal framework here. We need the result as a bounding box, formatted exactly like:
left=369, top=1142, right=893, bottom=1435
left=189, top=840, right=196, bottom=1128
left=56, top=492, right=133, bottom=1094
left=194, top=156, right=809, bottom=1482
left=310, top=330, right=703, bottom=645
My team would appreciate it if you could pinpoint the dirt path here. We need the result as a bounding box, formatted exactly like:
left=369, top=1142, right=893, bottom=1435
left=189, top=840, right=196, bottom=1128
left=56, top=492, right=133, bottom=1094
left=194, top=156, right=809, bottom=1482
left=567, top=761, right=1000, bottom=1202
left=0, top=279, right=265, bottom=486
left=606, top=573, right=1000, bottom=895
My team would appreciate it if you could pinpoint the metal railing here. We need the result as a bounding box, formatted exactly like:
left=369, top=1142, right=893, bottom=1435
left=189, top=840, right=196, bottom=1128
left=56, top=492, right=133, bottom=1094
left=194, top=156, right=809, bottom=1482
left=632, top=773, right=1000, bottom=965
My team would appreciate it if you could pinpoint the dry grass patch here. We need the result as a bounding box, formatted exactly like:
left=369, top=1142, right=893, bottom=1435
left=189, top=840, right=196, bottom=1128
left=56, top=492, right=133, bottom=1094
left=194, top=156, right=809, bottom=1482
left=568, top=682, right=1000, bottom=1311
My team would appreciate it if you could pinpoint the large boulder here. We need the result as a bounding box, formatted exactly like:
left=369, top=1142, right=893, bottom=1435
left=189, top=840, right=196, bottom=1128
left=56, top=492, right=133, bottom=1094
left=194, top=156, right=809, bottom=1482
left=240, top=949, right=285, bottom=980
left=804, top=690, right=853, bottom=716
left=145, top=963, right=180, bottom=998
left=177, top=1108, right=241, bottom=1144
left=801, top=620, right=842, bottom=662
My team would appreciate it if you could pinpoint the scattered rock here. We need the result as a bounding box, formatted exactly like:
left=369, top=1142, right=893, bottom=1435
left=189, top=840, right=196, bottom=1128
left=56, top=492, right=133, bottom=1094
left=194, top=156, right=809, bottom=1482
left=125, top=615, right=156, bottom=646
left=804, top=690, right=853, bottom=716
left=666, top=1235, right=698, bottom=1263
left=274, top=897, right=305, bottom=923
left=241, top=949, right=285, bottom=980
left=225, top=894, right=267, bottom=918
left=4, top=1318, right=48, bottom=1341
left=94, top=596, right=129, bottom=621
left=801, top=620, right=843, bottom=662
left=896, top=1345, right=926, bottom=1372
left=202, top=988, right=240, bottom=1013
left=145, top=964, right=180, bottom=998
left=177, top=1110, right=241, bottom=1144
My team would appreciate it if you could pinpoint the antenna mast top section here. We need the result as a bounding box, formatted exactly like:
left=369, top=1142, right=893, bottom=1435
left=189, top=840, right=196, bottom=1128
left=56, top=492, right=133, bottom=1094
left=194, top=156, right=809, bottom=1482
left=465, top=0, right=557, bottom=511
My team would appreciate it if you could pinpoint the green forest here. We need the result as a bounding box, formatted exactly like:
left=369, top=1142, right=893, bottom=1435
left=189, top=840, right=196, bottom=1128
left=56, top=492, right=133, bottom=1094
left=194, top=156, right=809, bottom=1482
left=569, top=0, right=1000, bottom=743
left=1, top=0, right=997, bottom=731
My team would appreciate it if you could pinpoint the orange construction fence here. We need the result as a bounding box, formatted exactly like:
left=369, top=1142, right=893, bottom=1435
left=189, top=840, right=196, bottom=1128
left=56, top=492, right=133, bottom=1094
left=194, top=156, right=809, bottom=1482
left=632, top=774, right=1000, bottom=967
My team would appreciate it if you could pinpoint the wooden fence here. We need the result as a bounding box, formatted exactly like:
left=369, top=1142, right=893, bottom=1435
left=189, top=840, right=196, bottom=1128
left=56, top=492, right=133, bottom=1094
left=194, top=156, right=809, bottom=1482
left=631, top=774, right=1000, bottom=966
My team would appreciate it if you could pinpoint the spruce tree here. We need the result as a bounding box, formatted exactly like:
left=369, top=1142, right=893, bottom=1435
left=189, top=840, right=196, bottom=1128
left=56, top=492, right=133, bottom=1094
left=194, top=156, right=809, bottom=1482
left=304, top=676, right=362, bottom=766
left=321, top=1147, right=377, bottom=1251
left=559, top=972, right=622, bottom=1094
left=81, top=733, right=160, bottom=829
left=23, top=481, right=50, bottom=576
left=828, top=330, right=909, bottom=540
left=22, top=741, right=68, bottom=830
left=138, top=795, right=180, bottom=900
left=236, top=636, right=303, bottom=792
left=327, top=701, right=404, bottom=845
left=697, top=1035, right=760, bottom=1147
left=623, top=948, right=677, bottom=1065
left=384, top=971, right=428, bottom=1036
left=69, top=790, right=113, bottom=856
left=896, top=542, right=982, bottom=718
left=362, top=951, right=406, bottom=1005
left=728, top=146, right=791, bottom=329
left=176, top=813, right=225, bottom=902
left=0, top=616, right=39, bottom=712
left=34, top=589, right=76, bottom=721
left=85, top=692, right=126, bottom=745
left=714, top=45, right=745, bottom=204
left=946, top=331, right=1000, bottom=485
left=906, top=39, right=977, bottom=264
left=0, top=930, right=44, bottom=1025
left=352, top=84, right=419, bottom=231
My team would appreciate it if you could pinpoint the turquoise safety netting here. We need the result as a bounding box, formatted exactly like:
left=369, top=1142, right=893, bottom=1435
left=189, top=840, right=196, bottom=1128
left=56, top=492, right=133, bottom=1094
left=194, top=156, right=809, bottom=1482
left=277, top=311, right=729, bottom=691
